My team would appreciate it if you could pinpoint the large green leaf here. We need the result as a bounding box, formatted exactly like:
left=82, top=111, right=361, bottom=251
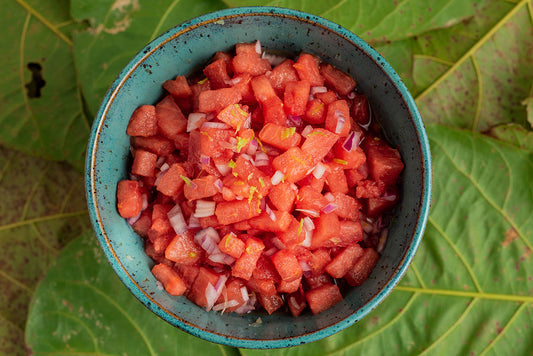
left=25, top=125, right=533, bottom=354
left=0, top=146, right=89, bottom=355
left=0, top=0, right=90, bottom=170
left=71, top=0, right=228, bottom=117
left=25, top=231, right=240, bottom=356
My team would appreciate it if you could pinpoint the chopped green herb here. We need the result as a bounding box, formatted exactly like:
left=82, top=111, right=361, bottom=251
left=297, top=218, right=304, bottom=235
left=180, top=175, right=192, bottom=186
left=333, top=158, right=348, bottom=165
left=281, top=127, right=296, bottom=140
left=228, top=159, right=236, bottom=168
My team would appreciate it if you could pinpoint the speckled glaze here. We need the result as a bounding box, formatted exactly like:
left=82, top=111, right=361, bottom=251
left=86, top=7, right=431, bottom=349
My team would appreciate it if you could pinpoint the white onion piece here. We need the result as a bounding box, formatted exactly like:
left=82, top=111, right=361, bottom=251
left=240, top=153, right=253, bottom=161
left=214, top=178, right=224, bottom=192
left=300, top=230, right=312, bottom=247
left=302, top=216, right=315, bottom=231
left=154, top=169, right=167, bottom=187
left=208, top=252, right=235, bottom=265
left=261, top=52, right=286, bottom=66
left=294, top=209, right=320, bottom=218
left=127, top=212, right=141, bottom=225
left=212, top=299, right=239, bottom=312
left=347, top=91, right=356, bottom=99
left=156, top=156, right=166, bottom=168
left=263, top=246, right=278, bottom=257
left=310, top=86, right=327, bottom=95
left=235, top=293, right=256, bottom=314
left=270, top=170, right=284, bottom=185
left=141, top=193, right=149, bottom=211
left=225, top=76, right=242, bottom=86
left=254, top=152, right=269, bottom=166
left=216, top=163, right=231, bottom=176
left=188, top=214, right=201, bottom=229
left=255, top=40, right=262, bottom=55
left=265, top=204, right=276, bottom=222
left=334, top=110, right=346, bottom=134
left=321, top=203, right=338, bottom=214
left=240, top=286, right=250, bottom=302
left=187, top=113, right=206, bottom=132
left=312, top=162, right=326, bottom=179
left=205, top=283, right=218, bottom=311
left=200, top=154, right=211, bottom=166
left=243, top=115, right=252, bottom=129
left=301, top=125, right=314, bottom=137
left=377, top=228, right=388, bottom=254
left=160, top=162, right=170, bottom=172
left=194, top=200, right=216, bottom=218
left=167, top=204, right=188, bottom=235
left=299, top=260, right=311, bottom=272
left=247, top=138, right=259, bottom=155
left=271, top=237, right=287, bottom=250
left=202, top=122, right=230, bottom=130
left=194, top=227, right=221, bottom=254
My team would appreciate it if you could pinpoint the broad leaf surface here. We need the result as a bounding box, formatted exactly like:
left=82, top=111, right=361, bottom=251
left=25, top=231, right=240, bottom=356
left=71, top=0, right=228, bottom=116
left=0, top=0, right=90, bottom=170
left=0, top=146, right=89, bottom=355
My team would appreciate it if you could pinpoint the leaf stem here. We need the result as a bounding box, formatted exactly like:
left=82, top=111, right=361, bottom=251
left=0, top=211, right=88, bottom=232
left=415, top=0, right=529, bottom=103
left=14, top=0, right=73, bottom=46
left=396, top=286, right=533, bottom=303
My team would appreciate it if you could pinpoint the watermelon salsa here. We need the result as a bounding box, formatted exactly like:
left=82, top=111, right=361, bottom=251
left=116, top=41, right=404, bottom=316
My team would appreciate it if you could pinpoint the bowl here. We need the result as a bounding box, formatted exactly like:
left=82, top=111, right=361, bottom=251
left=85, top=6, right=431, bottom=349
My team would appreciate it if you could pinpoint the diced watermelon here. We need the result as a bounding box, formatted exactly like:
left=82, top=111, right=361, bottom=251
left=304, top=98, right=326, bottom=124
left=325, top=100, right=352, bottom=137
left=268, top=181, right=297, bottom=211
left=163, top=75, right=193, bottom=99
left=364, top=137, right=404, bottom=185
left=156, top=163, right=187, bottom=197
left=150, top=203, right=173, bottom=235
left=231, top=73, right=255, bottom=103
left=131, top=149, right=157, bottom=177
left=356, top=179, right=386, bottom=199
left=325, top=162, right=349, bottom=194
left=253, top=254, right=281, bottom=282
left=334, top=138, right=366, bottom=170
left=257, top=292, right=284, bottom=315
left=232, top=155, right=272, bottom=197
left=266, top=59, right=299, bottom=95
left=215, top=199, right=261, bottom=225
left=165, top=230, right=204, bottom=265
left=188, top=266, right=223, bottom=307
left=314, top=90, right=338, bottom=105
left=284, top=80, right=311, bottom=116
left=262, top=95, right=286, bottom=126
left=293, top=53, right=324, bottom=87
left=126, top=105, right=157, bottom=137
left=325, top=244, right=364, bottom=278
left=248, top=209, right=293, bottom=232
left=311, top=213, right=341, bottom=249
left=304, top=272, right=331, bottom=289
left=350, top=92, right=370, bottom=125
left=296, top=186, right=329, bottom=213
left=365, top=192, right=399, bottom=217
left=258, top=123, right=302, bottom=151
left=251, top=75, right=277, bottom=103
left=271, top=249, right=303, bottom=282
left=198, top=87, right=242, bottom=113
left=339, top=220, right=364, bottom=245
left=277, top=275, right=301, bottom=294
left=320, top=63, right=356, bottom=96
left=217, top=103, right=250, bottom=130
left=332, top=192, right=360, bottom=220
left=151, top=263, right=187, bottom=296
left=184, top=174, right=219, bottom=201
left=155, top=96, right=187, bottom=139
left=345, top=248, right=380, bottom=286
left=300, top=128, right=339, bottom=165
left=218, top=232, right=245, bottom=259
left=232, top=50, right=271, bottom=76
left=232, top=236, right=265, bottom=280
left=272, top=147, right=313, bottom=183
left=247, top=275, right=277, bottom=296
left=203, top=58, right=231, bottom=89
left=132, top=210, right=151, bottom=237
left=220, top=278, right=249, bottom=312
left=287, top=291, right=307, bottom=317
left=305, top=283, right=343, bottom=315
left=117, top=180, right=143, bottom=218
left=276, top=217, right=305, bottom=247
left=307, top=249, right=331, bottom=276
left=199, top=127, right=234, bottom=159
left=131, top=135, right=175, bottom=156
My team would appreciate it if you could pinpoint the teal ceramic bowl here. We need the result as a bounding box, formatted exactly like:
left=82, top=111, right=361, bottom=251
left=86, top=6, right=431, bottom=349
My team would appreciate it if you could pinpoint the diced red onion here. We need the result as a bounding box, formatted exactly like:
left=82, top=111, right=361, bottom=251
left=240, top=153, right=253, bottom=161
left=154, top=169, right=167, bottom=187
left=127, top=212, right=141, bottom=225
left=255, top=40, right=262, bottom=55
left=299, top=260, right=311, bottom=272
left=270, top=170, right=284, bottom=185
left=156, top=156, right=166, bottom=168
left=205, top=283, right=218, bottom=311
left=194, top=200, right=216, bottom=218
left=287, top=115, right=302, bottom=127
left=167, top=204, right=188, bottom=235
left=209, top=252, right=235, bottom=265
left=302, top=216, right=315, bottom=231
left=259, top=197, right=266, bottom=211
left=263, top=246, right=278, bottom=257
left=361, top=220, right=373, bottom=234
left=195, top=227, right=221, bottom=254
left=301, top=125, right=313, bottom=137
left=321, top=203, right=338, bottom=214
left=212, top=299, right=239, bottom=312
left=235, top=293, right=256, bottom=314
left=261, top=52, right=286, bottom=66
left=271, top=237, right=287, bottom=250
left=265, top=204, right=276, bottom=222
left=215, top=275, right=228, bottom=293
left=214, top=178, right=224, bottom=192
left=342, top=130, right=363, bottom=152
left=324, top=192, right=335, bottom=202
left=334, top=110, right=346, bottom=134
left=290, top=183, right=298, bottom=191
left=300, top=230, right=312, bottom=247
left=310, top=86, right=327, bottom=95
left=202, top=122, right=230, bottom=130
left=216, top=163, right=231, bottom=176
left=312, top=162, right=326, bottom=179
left=225, top=76, right=242, bottom=86
left=141, top=193, right=149, bottom=211
left=294, top=209, right=320, bottom=218
left=347, top=91, right=356, bottom=99
left=187, top=112, right=206, bottom=132
left=243, top=115, right=252, bottom=129
left=240, top=286, right=250, bottom=302
left=155, top=280, right=164, bottom=291
left=247, top=138, right=258, bottom=155
left=188, top=214, right=201, bottom=229
left=200, top=154, right=211, bottom=166
left=382, top=188, right=398, bottom=201
left=377, top=228, right=388, bottom=254
left=254, top=152, right=269, bottom=166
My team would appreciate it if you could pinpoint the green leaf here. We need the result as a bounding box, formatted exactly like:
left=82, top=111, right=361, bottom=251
left=487, top=123, right=533, bottom=151
left=25, top=231, right=241, bottom=356
left=0, top=0, right=90, bottom=170
left=223, top=0, right=489, bottom=43
left=238, top=125, right=532, bottom=355
left=0, top=146, right=89, bottom=355
left=71, top=0, right=228, bottom=117
left=413, top=0, right=533, bottom=131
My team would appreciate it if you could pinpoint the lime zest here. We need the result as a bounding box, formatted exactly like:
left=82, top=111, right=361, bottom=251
left=333, top=158, right=348, bottom=165
left=280, top=127, right=296, bottom=140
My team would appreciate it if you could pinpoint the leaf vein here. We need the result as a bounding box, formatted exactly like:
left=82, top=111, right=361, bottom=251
left=0, top=211, right=88, bottom=232
left=396, top=286, right=533, bottom=303
left=150, top=0, right=181, bottom=41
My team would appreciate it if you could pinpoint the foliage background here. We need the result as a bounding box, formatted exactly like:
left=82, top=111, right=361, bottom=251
left=0, top=0, right=532, bottom=355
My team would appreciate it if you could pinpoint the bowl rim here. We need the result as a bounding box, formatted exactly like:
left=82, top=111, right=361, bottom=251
left=85, top=5, right=432, bottom=349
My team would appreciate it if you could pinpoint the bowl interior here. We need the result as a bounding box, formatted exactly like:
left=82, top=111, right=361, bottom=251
left=86, top=7, right=430, bottom=348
